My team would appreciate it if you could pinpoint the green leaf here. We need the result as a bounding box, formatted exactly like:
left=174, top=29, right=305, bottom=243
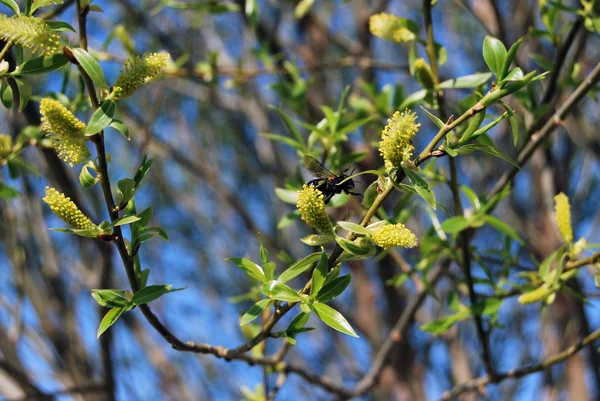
left=50, top=226, right=103, bottom=238
left=315, top=275, right=351, bottom=302
left=440, top=216, right=471, bottom=234
left=71, top=47, right=108, bottom=89
left=500, top=103, right=520, bottom=147
left=30, top=0, right=62, bottom=13
left=97, top=307, right=125, bottom=338
left=0, top=0, right=20, bottom=14
left=398, top=89, right=427, bottom=110
left=278, top=253, right=321, bottom=283
left=86, top=99, right=116, bottom=135
left=13, top=77, right=30, bottom=111
left=503, top=67, right=524, bottom=82
left=335, top=237, right=375, bottom=257
left=111, top=215, right=141, bottom=227
left=227, top=258, right=267, bottom=283
left=310, top=252, right=328, bottom=296
left=483, top=215, right=522, bottom=243
left=539, top=249, right=560, bottom=281
left=482, top=36, right=507, bottom=78
left=137, top=227, right=169, bottom=244
left=260, top=133, right=304, bottom=151
left=108, top=119, right=130, bottom=140
left=14, top=54, right=68, bottom=75
left=1, top=79, right=13, bottom=109
left=454, top=144, right=519, bottom=168
left=300, top=234, right=335, bottom=246
left=0, top=183, right=19, bottom=199
left=437, top=72, right=493, bottom=89
left=91, top=289, right=130, bottom=308
left=286, top=312, right=311, bottom=335
left=268, top=105, right=303, bottom=144
left=239, top=299, right=272, bottom=326
left=137, top=206, right=152, bottom=227
left=500, top=37, right=523, bottom=80
left=133, top=154, right=153, bottom=187
left=258, top=232, right=268, bottom=265
left=79, top=164, right=99, bottom=189
left=260, top=280, right=303, bottom=302
left=274, top=188, right=298, bottom=204
left=420, top=106, right=444, bottom=128
left=459, top=111, right=485, bottom=144
left=336, top=116, right=375, bottom=138
left=420, top=313, right=466, bottom=335
left=336, top=221, right=370, bottom=235
left=45, top=20, right=76, bottom=32
left=131, top=284, right=184, bottom=305
left=403, top=168, right=436, bottom=209
left=471, top=297, right=503, bottom=316
left=116, top=178, right=135, bottom=206
left=313, top=303, right=358, bottom=338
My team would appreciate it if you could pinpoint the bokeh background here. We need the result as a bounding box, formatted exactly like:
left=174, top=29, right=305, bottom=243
left=1, top=0, right=600, bottom=400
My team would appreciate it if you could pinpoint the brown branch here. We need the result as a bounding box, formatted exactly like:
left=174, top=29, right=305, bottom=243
left=5, top=383, right=106, bottom=401
left=488, top=59, right=600, bottom=201
left=441, top=326, right=600, bottom=400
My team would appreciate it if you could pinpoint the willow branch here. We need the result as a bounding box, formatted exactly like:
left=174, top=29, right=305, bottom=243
left=441, top=326, right=600, bottom=400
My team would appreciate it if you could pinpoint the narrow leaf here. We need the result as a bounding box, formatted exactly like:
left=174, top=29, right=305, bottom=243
left=227, top=257, right=267, bottom=283
left=420, top=106, right=444, bottom=128
left=71, top=47, right=108, bottom=89
left=310, top=252, right=328, bottom=296
left=111, top=215, right=141, bottom=227
left=97, top=307, right=125, bottom=338
left=300, top=234, right=335, bottom=246
left=45, top=20, right=76, bottom=32
left=108, top=119, right=130, bottom=140
left=278, top=253, right=321, bottom=284
left=403, top=168, right=436, bottom=209
left=86, top=99, right=116, bottom=135
left=79, top=164, right=99, bottom=189
left=15, top=54, right=68, bottom=75
left=0, top=0, right=20, bottom=14
left=483, top=215, right=523, bottom=243
left=131, top=284, right=184, bottom=305
left=440, top=216, right=472, bottom=234
left=260, top=280, right=303, bottom=302
left=313, top=303, right=358, bottom=337
left=315, top=275, right=351, bottom=302
left=336, top=221, right=370, bottom=235
left=239, top=299, right=272, bottom=326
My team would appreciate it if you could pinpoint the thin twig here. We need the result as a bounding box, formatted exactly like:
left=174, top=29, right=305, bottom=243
left=441, top=326, right=600, bottom=400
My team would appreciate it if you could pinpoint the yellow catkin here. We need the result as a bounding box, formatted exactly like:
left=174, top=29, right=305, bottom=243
left=39, top=98, right=90, bottom=166
left=379, top=110, right=420, bottom=171
left=0, top=134, right=12, bottom=158
left=413, top=58, right=435, bottom=89
left=296, top=184, right=333, bottom=233
left=369, top=13, right=415, bottom=43
left=0, top=15, right=63, bottom=56
left=554, top=192, right=573, bottom=243
left=43, top=187, right=94, bottom=230
left=372, top=223, right=417, bottom=249
left=113, top=53, right=169, bottom=99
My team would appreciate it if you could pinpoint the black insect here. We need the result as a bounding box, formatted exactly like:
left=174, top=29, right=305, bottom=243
left=303, top=155, right=362, bottom=204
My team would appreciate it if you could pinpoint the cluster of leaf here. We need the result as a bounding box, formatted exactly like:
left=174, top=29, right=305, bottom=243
left=230, top=239, right=357, bottom=339
left=227, top=3, right=580, bottom=343
left=0, top=0, right=180, bottom=336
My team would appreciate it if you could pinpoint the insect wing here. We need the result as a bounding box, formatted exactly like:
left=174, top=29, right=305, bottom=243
left=303, top=155, right=336, bottom=179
